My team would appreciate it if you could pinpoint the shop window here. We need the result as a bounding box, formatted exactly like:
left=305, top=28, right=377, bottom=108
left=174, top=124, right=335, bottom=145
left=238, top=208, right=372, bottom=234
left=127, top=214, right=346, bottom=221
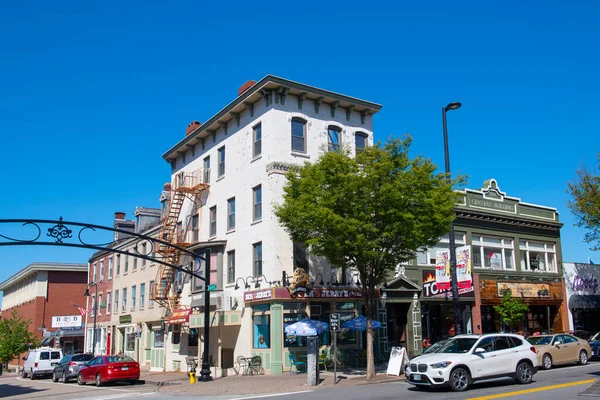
left=253, top=315, right=270, bottom=348
left=126, top=333, right=135, bottom=351
left=189, top=328, right=199, bottom=347
left=338, top=312, right=357, bottom=345
left=471, top=234, right=515, bottom=270
left=519, top=240, right=557, bottom=272
left=153, top=330, right=164, bottom=348
left=171, top=324, right=181, bottom=345
left=311, top=302, right=332, bottom=346
left=284, top=312, right=307, bottom=348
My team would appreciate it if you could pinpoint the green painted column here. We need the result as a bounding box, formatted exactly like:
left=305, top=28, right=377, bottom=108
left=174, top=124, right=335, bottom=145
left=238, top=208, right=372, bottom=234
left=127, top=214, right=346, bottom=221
left=407, top=296, right=422, bottom=358
left=270, top=302, right=283, bottom=374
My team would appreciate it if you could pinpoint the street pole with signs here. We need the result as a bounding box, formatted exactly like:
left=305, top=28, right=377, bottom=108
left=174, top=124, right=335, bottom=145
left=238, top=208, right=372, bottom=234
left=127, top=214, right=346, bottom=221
left=329, top=313, right=340, bottom=384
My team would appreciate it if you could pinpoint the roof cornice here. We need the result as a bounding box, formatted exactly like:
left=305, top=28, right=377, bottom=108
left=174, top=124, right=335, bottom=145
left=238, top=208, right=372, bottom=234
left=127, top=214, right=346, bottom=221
left=0, top=263, right=88, bottom=291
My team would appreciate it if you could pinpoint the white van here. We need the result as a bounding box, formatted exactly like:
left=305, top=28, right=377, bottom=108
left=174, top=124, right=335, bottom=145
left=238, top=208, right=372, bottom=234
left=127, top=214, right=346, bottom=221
left=22, top=347, right=63, bottom=379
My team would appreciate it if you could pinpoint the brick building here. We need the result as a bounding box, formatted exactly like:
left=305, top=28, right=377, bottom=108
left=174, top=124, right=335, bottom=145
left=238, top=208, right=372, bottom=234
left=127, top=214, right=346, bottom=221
left=0, top=262, right=88, bottom=364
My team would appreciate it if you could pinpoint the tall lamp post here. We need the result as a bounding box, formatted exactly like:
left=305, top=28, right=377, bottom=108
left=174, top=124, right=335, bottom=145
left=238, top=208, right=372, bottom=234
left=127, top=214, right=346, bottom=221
left=84, top=282, right=98, bottom=354
left=442, top=101, right=463, bottom=336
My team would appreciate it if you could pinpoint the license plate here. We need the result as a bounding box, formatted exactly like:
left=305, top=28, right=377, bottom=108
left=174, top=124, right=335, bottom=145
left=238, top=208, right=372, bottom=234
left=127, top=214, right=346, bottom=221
left=122, top=367, right=129, bottom=370
left=413, top=374, right=421, bottom=381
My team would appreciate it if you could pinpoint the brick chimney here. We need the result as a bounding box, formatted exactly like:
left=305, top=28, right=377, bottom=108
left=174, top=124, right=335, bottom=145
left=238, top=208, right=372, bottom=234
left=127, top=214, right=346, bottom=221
left=238, top=80, right=257, bottom=96
left=186, top=121, right=201, bottom=136
left=163, top=182, right=172, bottom=191
left=114, top=212, right=126, bottom=220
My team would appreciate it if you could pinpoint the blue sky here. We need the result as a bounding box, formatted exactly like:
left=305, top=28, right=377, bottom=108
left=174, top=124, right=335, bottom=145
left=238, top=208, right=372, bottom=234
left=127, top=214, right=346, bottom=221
left=1, top=1, right=599, bottom=306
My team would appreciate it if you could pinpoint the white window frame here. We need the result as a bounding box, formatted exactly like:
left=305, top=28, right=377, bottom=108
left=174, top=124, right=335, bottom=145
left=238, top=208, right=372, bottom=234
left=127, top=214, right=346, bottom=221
left=327, top=125, right=341, bottom=152
left=519, top=240, right=557, bottom=272
left=106, top=292, right=112, bottom=315
left=253, top=185, right=262, bottom=221
left=471, top=234, right=515, bottom=270
left=99, top=260, right=104, bottom=282
left=108, top=257, right=113, bottom=280
left=253, top=123, right=262, bottom=158
left=291, top=117, right=307, bottom=153
left=227, top=197, right=235, bottom=230
left=218, top=146, right=225, bottom=177
left=209, top=206, right=217, bottom=237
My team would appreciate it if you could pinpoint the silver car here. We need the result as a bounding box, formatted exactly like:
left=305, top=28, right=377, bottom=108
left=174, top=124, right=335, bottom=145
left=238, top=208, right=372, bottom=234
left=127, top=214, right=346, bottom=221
left=52, top=353, right=95, bottom=383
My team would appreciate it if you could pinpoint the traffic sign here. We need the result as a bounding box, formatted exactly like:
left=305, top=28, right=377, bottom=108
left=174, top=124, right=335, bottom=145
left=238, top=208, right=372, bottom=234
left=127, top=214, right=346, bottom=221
left=208, top=284, right=217, bottom=291
left=329, top=313, right=340, bottom=332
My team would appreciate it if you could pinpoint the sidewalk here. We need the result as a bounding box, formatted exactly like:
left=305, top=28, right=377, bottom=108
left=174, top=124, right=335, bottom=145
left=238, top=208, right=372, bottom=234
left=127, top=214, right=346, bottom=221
left=151, top=365, right=405, bottom=396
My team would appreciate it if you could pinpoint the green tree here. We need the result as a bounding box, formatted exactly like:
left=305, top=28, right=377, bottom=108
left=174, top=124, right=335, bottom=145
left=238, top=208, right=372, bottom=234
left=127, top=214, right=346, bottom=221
left=275, top=137, right=465, bottom=379
left=0, top=309, right=38, bottom=367
left=567, top=155, right=600, bottom=251
left=493, top=291, right=529, bottom=332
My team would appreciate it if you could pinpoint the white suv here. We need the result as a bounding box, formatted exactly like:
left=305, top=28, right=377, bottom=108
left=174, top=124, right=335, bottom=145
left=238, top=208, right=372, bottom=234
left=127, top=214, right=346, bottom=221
left=406, top=334, right=538, bottom=392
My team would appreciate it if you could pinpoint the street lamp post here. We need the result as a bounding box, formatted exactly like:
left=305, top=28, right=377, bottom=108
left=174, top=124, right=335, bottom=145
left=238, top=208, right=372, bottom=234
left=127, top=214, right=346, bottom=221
left=84, top=282, right=98, bottom=354
left=442, top=101, right=463, bottom=336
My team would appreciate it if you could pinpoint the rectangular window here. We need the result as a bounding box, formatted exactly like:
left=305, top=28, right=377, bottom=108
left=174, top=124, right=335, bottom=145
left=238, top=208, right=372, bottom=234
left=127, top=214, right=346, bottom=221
left=253, top=123, right=262, bottom=157
left=149, top=281, right=155, bottom=307
left=140, top=283, right=145, bottom=309
left=327, top=126, right=341, bottom=152
left=192, top=213, right=199, bottom=242
left=116, top=255, right=121, bottom=275
left=99, top=261, right=104, bottom=281
left=253, top=242, right=263, bottom=277
left=106, top=292, right=111, bottom=315
left=188, top=328, right=199, bottom=347
left=97, top=294, right=103, bottom=315
left=209, top=206, right=217, bottom=237
left=227, top=198, right=235, bottom=230
left=122, top=288, right=127, bottom=311
left=253, top=185, right=262, bottom=221
left=133, top=257, right=137, bottom=270
left=355, top=132, right=367, bottom=153
left=284, top=311, right=308, bottom=348
left=203, top=156, right=211, bottom=184
left=114, top=290, right=119, bottom=313
left=471, top=235, right=515, bottom=270
left=125, top=255, right=129, bottom=273
left=227, top=250, right=235, bottom=284
left=126, top=333, right=135, bottom=351
left=131, top=285, right=137, bottom=310
left=218, top=146, right=225, bottom=177
left=141, top=244, right=147, bottom=266
left=291, top=118, right=306, bottom=152
left=519, top=240, right=557, bottom=272
left=153, top=330, right=164, bottom=348
left=93, top=263, right=97, bottom=282
left=253, top=314, right=270, bottom=349
left=108, top=258, right=113, bottom=280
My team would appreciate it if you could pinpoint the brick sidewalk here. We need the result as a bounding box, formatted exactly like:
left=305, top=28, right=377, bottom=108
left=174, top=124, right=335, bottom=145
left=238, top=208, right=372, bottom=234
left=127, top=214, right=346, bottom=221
left=152, top=365, right=404, bottom=396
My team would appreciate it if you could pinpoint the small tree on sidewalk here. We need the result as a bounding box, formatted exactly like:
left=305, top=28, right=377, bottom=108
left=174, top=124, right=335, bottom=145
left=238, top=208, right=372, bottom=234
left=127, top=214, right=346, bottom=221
left=0, top=309, right=38, bottom=368
left=493, top=291, right=529, bottom=332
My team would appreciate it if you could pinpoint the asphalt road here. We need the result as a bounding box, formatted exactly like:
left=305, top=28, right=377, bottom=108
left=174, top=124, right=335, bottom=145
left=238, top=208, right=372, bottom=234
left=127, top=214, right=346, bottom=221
left=2, top=362, right=600, bottom=400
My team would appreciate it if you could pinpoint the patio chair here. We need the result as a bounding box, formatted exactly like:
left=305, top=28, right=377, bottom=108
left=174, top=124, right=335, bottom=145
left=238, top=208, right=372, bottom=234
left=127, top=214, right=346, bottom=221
left=236, top=355, right=249, bottom=376
left=288, top=353, right=306, bottom=374
left=318, top=353, right=327, bottom=372
left=249, top=355, right=264, bottom=375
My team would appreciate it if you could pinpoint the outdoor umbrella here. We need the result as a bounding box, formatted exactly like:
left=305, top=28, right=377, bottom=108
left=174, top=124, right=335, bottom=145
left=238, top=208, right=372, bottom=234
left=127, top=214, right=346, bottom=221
left=342, top=316, right=382, bottom=331
left=284, top=318, right=329, bottom=336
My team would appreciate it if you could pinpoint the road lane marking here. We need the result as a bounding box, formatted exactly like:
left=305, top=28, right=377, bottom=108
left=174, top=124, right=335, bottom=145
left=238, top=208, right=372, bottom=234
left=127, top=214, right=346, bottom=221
left=71, top=392, right=155, bottom=400
left=467, top=379, right=596, bottom=400
left=227, top=390, right=314, bottom=400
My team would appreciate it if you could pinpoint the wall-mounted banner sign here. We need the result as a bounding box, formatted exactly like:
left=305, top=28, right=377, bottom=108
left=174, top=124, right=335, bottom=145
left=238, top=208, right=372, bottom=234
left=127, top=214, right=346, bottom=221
left=52, top=315, right=82, bottom=328
left=422, top=270, right=474, bottom=298
left=119, top=314, right=132, bottom=324
left=497, top=282, right=550, bottom=298
left=435, top=245, right=473, bottom=291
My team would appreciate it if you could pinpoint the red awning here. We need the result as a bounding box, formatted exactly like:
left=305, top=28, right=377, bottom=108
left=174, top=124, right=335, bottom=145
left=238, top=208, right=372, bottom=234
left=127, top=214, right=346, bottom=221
left=167, top=308, right=192, bottom=324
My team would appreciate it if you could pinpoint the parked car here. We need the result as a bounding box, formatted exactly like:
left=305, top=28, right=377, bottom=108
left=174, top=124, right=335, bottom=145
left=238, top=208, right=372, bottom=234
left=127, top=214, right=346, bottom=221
left=52, top=353, right=94, bottom=383
left=406, top=333, right=538, bottom=392
left=77, top=355, right=140, bottom=386
left=589, top=331, right=600, bottom=360
left=528, top=333, right=592, bottom=369
left=22, top=347, right=63, bottom=380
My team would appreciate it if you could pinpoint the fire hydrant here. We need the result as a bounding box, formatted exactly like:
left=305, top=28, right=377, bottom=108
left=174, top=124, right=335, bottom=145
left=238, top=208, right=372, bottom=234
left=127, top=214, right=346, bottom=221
left=189, top=366, right=196, bottom=384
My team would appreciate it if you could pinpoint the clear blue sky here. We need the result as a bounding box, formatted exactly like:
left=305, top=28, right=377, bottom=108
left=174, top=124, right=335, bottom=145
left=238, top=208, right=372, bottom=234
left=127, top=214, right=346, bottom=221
left=1, top=1, right=599, bottom=306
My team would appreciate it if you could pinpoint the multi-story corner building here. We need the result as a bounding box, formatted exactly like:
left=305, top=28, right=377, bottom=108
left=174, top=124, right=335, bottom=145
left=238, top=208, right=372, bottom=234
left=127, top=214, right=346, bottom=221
left=157, top=75, right=382, bottom=375
left=383, top=179, right=566, bottom=357
left=0, top=262, right=88, bottom=365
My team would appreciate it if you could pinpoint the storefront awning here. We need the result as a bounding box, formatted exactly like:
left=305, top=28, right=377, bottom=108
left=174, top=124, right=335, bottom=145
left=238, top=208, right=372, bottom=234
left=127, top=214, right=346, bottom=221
left=569, top=294, right=600, bottom=310
left=167, top=308, right=192, bottom=324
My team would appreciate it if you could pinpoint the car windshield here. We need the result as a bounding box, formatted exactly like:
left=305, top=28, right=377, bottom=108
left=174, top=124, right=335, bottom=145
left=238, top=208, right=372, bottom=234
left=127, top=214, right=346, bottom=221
left=106, top=356, right=135, bottom=363
left=72, top=354, right=94, bottom=362
left=423, top=340, right=448, bottom=354
left=590, top=332, right=600, bottom=342
left=528, top=336, right=553, bottom=345
left=438, top=338, right=478, bottom=353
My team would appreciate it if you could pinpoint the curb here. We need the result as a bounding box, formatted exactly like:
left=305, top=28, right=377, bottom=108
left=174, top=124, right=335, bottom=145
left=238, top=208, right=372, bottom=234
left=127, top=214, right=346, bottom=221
left=141, top=379, right=185, bottom=387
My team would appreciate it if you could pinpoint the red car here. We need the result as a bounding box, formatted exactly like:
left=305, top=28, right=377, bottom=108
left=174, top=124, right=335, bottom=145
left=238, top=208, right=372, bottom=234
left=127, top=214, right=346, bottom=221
left=77, top=355, right=140, bottom=386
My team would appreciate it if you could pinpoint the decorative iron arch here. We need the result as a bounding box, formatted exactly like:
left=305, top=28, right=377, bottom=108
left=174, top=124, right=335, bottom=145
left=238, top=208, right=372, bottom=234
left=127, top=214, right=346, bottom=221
left=0, top=217, right=214, bottom=381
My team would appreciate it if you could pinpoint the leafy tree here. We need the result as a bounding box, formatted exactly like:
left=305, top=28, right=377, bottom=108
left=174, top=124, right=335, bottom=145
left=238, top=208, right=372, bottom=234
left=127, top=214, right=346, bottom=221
left=493, top=291, right=529, bottom=332
left=275, top=137, right=465, bottom=379
left=567, top=155, right=600, bottom=251
left=0, top=309, right=38, bottom=367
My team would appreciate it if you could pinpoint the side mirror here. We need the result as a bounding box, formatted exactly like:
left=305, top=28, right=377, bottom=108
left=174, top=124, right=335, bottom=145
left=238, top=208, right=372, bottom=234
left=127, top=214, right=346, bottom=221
left=474, top=348, right=486, bottom=354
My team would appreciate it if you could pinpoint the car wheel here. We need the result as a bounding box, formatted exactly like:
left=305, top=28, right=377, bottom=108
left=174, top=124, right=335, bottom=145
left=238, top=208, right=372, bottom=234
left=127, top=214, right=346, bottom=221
left=95, top=373, right=103, bottom=387
left=30, top=370, right=36, bottom=380
left=130, top=379, right=137, bottom=385
left=449, top=367, right=471, bottom=392
left=515, top=361, right=533, bottom=384
left=542, top=354, right=553, bottom=370
left=579, top=350, right=588, bottom=365
left=52, top=371, right=59, bottom=382
left=77, top=373, right=86, bottom=385
left=62, top=371, right=69, bottom=383
left=21, top=369, right=28, bottom=378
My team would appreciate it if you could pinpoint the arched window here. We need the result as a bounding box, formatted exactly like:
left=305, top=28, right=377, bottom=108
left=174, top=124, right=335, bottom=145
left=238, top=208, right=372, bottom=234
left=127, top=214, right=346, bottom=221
left=355, top=132, right=368, bottom=154
left=328, top=125, right=341, bottom=152
left=291, top=117, right=307, bottom=153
